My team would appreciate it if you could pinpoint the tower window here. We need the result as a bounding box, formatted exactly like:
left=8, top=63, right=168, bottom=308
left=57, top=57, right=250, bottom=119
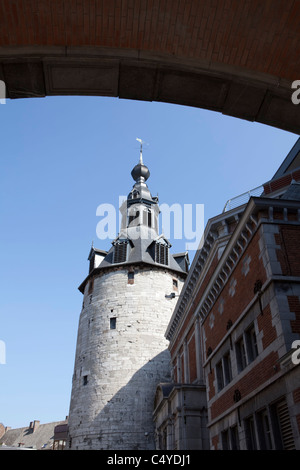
left=173, top=279, right=178, bottom=290
left=88, top=278, right=94, bottom=295
left=128, top=210, right=139, bottom=227
left=148, top=210, right=151, bottom=227
left=110, top=317, right=117, bottom=330
left=143, top=208, right=151, bottom=227
left=113, top=241, right=128, bottom=263
left=128, top=271, right=134, bottom=284
left=83, top=375, right=88, bottom=386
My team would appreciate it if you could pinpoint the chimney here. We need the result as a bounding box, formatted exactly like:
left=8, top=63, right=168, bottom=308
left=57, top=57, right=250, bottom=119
left=33, top=420, right=40, bottom=432
left=29, top=420, right=40, bottom=432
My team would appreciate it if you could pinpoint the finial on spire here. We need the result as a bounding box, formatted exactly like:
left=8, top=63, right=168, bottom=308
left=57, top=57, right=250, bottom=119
left=131, top=138, right=150, bottom=183
left=136, top=137, right=144, bottom=164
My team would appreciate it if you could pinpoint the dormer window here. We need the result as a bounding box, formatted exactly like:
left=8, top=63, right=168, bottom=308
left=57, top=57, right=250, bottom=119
left=113, top=240, right=128, bottom=264
left=155, top=242, right=168, bottom=265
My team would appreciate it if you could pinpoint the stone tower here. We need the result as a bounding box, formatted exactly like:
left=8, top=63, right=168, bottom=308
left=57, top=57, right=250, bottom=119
left=67, top=146, right=188, bottom=450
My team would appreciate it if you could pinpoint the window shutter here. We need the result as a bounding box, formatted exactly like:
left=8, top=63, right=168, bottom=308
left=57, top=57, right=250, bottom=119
left=276, top=400, right=295, bottom=450
left=155, top=242, right=168, bottom=265
left=113, top=241, right=128, bottom=263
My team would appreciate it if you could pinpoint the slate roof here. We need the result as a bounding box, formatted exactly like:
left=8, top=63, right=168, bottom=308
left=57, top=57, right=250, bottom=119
left=0, top=420, right=67, bottom=450
left=79, top=238, right=188, bottom=293
left=281, top=180, right=300, bottom=201
left=98, top=236, right=187, bottom=273
left=271, top=137, right=300, bottom=180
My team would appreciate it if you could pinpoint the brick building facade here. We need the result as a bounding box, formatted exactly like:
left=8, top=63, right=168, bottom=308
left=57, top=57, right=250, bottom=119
left=154, top=138, right=300, bottom=450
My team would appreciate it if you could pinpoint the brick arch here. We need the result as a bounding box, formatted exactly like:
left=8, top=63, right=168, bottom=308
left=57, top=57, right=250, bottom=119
left=0, top=1, right=300, bottom=133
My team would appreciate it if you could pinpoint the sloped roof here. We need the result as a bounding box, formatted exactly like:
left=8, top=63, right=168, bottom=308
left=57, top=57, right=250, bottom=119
left=281, top=180, right=300, bottom=201
left=79, top=236, right=188, bottom=293
left=0, top=420, right=67, bottom=450
left=99, top=236, right=186, bottom=273
left=271, top=137, right=300, bottom=180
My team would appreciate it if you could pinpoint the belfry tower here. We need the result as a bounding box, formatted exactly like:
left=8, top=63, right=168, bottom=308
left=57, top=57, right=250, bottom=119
left=68, top=145, right=189, bottom=450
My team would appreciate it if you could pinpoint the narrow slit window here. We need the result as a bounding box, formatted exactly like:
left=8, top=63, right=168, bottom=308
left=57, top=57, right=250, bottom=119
left=110, top=317, right=117, bottom=330
left=88, top=278, right=94, bottom=295
left=83, top=375, right=88, bottom=386
left=128, top=271, right=134, bottom=284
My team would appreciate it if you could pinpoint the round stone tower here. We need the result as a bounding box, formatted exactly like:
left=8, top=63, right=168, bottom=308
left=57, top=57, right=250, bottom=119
left=67, top=146, right=188, bottom=450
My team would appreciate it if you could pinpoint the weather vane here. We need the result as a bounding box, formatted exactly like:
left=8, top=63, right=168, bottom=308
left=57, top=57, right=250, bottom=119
left=136, top=137, right=145, bottom=151
left=136, top=138, right=149, bottom=164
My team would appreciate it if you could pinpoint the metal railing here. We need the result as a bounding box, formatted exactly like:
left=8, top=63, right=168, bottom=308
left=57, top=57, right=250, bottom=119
left=223, top=185, right=264, bottom=212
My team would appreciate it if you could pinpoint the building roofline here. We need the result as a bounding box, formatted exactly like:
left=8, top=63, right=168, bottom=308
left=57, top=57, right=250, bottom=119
left=271, top=137, right=300, bottom=180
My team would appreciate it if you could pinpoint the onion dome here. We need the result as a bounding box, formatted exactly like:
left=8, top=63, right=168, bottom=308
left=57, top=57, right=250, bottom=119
left=131, top=148, right=150, bottom=183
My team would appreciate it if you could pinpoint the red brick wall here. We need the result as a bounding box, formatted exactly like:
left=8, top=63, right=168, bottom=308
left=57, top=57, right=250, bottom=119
left=275, top=225, right=300, bottom=276
left=188, top=333, right=197, bottom=383
left=296, top=415, right=300, bottom=434
left=203, top=229, right=267, bottom=353
left=210, top=351, right=279, bottom=419
left=170, top=250, right=221, bottom=356
left=1, top=1, right=299, bottom=82
left=256, top=304, right=277, bottom=349
left=288, top=296, right=300, bottom=335
left=263, top=169, right=300, bottom=195
left=293, top=387, right=300, bottom=404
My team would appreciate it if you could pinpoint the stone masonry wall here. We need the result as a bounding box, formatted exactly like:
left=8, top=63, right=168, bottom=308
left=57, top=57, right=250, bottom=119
left=68, top=265, right=184, bottom=450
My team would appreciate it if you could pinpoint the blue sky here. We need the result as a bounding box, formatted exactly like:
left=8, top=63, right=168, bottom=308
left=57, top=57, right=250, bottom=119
left=0, top=95, right=298, bottom=428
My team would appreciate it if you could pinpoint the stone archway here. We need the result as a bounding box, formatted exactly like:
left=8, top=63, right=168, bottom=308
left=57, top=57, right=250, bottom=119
left=0, top=1, right=299, bottom=133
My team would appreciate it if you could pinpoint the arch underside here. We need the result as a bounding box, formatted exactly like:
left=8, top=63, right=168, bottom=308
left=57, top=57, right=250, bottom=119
left=0, top=46, right=299, bottom=134
left=1, top=0, right=300, bottom=134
